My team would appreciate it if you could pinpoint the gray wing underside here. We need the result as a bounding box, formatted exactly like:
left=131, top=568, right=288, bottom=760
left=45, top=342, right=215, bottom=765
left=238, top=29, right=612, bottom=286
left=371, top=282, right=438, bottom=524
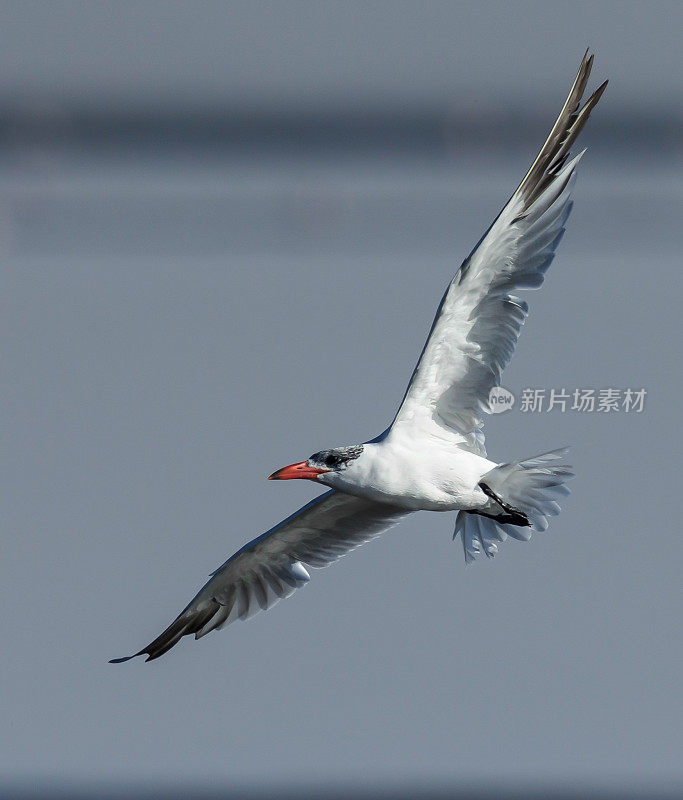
left=111, top=491, right=410, bottom=662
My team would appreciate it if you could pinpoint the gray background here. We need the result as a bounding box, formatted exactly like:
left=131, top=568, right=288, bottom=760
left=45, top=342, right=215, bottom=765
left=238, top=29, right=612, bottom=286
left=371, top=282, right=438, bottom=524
left=0, top=2, right=681, bottom=797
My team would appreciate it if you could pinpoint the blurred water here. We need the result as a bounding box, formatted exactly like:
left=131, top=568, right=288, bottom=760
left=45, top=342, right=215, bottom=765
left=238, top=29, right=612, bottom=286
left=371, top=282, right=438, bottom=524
left=0, top=140, right=681, bottom=795
left=0, top=144, right=677, bottom=259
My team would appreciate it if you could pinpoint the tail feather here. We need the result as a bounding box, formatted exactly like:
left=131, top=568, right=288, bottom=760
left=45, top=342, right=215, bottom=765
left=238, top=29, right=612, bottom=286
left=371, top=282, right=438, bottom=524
left=454, top=448, right=573, bottom=564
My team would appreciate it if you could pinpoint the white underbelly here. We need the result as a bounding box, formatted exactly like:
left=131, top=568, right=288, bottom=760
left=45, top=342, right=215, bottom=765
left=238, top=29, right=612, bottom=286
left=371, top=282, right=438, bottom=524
left=330, top=447, right=495, bottom=512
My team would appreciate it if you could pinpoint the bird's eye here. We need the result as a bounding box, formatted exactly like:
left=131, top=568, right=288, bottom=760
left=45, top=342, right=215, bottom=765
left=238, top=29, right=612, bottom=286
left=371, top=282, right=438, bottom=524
left=324, top=454, right=339, bottom=468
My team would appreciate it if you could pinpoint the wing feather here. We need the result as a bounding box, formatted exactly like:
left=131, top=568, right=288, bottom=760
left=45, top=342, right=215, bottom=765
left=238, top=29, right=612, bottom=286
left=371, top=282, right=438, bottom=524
left=110, top=491, right=409, bottom=662
left=389, top=52, right=607, bottom=455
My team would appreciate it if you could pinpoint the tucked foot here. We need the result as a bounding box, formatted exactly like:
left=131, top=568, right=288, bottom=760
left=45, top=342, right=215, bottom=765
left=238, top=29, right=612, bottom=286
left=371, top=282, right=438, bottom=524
left=478, top=481, right=531, bottom=527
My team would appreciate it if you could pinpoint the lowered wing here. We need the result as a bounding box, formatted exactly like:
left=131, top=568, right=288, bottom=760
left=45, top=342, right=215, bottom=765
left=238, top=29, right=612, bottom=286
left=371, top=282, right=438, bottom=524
left=111, top=491, right=410, bottom=662
left=389, top=52, right=607, bottom=456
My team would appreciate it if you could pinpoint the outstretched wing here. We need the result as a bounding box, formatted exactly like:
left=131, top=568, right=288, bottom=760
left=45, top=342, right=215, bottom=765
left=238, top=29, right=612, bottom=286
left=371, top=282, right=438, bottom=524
left=111, top=491, right=410, bottom=662
left=389, top=51, right=607, bottom=456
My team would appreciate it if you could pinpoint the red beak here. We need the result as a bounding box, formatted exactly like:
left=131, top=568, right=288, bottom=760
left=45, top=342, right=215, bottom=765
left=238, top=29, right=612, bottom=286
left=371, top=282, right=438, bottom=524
left=268, top=461, right=328, bottom=481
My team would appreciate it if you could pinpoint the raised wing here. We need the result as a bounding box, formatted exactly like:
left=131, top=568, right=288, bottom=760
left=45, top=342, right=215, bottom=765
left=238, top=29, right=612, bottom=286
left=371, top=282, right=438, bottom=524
left=111, top=491, right=410, bottom=662
left=390, top=52, right=607, bottom=456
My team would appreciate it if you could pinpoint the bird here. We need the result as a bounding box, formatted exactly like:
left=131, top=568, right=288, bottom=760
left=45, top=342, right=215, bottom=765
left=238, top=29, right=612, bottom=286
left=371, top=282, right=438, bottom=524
left=111, top=52, right=607, bottom=663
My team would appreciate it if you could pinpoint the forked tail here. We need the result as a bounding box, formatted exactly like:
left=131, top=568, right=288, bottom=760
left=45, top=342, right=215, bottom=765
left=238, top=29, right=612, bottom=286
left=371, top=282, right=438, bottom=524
left=454, top=449, right=574, bottom=563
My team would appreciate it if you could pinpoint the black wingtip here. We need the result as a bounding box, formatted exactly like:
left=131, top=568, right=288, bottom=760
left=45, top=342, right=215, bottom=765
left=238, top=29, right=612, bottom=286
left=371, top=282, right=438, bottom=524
left=109, top=652, right=143, bottom=664
left=595, top=78, right=609, bottom=96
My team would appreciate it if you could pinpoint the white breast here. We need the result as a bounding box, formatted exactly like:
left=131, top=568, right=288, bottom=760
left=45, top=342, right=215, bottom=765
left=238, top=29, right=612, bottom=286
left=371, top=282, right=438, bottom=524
left=320, top=437, right=495, bottom=512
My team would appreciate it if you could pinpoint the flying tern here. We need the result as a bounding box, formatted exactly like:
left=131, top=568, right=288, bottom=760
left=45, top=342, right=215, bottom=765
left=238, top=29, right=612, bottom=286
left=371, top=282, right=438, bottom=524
left=112, top=52, right=607, bottom=663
